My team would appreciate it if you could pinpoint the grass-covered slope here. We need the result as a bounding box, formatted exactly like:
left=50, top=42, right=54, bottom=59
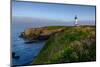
left=33, top=26, right=96, bottom=64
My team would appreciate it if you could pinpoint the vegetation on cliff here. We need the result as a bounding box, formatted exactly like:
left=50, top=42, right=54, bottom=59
left=33, top=26, right=96, bottom=64
left=19, top=26, right=65, bottom=42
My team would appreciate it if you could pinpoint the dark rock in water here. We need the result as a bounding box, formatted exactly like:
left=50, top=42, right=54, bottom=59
left=12, top=52, right=20, bottom=60
left=12, top=52, right=15, bottom=57
left=24, top=40, right=38, bottom=44
left=15, top=56, right=20, bottom=59
left=19, top=32, right=25, bottom=38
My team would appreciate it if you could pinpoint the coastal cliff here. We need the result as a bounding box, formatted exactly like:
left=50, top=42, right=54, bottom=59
left=19, top=26, right=96, bottom=64
left=19, top=26, right=65, bottom=43
left=32, top=26, right=96, bottom=64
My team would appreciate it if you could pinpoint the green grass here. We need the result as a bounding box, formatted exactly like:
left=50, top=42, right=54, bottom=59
left=33, top=26, right=96, bottom=64
left=47, top=26, right=66, bottom=30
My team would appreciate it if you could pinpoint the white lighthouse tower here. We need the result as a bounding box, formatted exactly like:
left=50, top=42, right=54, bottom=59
left=74, top=15, right=79, bottom=26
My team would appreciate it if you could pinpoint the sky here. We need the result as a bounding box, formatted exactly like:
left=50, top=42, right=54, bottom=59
left=12, top=0, right=96, bottom=22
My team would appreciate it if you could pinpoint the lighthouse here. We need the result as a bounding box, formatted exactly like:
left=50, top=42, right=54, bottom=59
left=74, top=15, right=79, bottom=26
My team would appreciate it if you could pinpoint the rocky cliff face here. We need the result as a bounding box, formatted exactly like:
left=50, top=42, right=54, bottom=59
left=19, top=27, right=64, bottom=43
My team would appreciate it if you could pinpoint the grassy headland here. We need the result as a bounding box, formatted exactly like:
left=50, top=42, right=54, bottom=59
left=33, top=25, right=96, bottom=64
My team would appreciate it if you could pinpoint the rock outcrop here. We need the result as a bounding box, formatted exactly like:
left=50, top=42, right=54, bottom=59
left=19, top=27, right=64, bottom=43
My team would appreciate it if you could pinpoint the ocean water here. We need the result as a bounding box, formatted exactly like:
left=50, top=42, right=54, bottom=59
left=12, top=18, right=95, bottom=66
left=12, top=23, right=46, bottom=66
